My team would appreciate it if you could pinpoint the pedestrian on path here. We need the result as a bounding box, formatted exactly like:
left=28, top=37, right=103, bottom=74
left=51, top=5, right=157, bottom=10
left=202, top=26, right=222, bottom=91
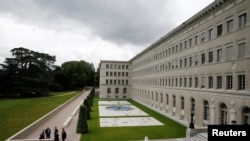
left=54, top=126, right=59, bottom=141
left=54, top=132, right=59, bottom=141
left=45, top=127, right=51, bottom=139
left=39, top=130, right=45, bottom=139
left=61, top=128, right=67, bottom=141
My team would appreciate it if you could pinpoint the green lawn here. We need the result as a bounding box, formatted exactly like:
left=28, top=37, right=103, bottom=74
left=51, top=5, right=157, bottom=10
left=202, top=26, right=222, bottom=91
left=80, top=99, right=186, bottom=141
left=0, top=91, right=81, bottom=141
left=0, top=92, right=186, bottom=141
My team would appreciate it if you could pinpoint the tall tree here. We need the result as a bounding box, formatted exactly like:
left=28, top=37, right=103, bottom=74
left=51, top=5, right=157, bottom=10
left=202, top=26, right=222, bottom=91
left=0, top=47, right=56, bottom=97
left=60, top=60, right=95, bottom=90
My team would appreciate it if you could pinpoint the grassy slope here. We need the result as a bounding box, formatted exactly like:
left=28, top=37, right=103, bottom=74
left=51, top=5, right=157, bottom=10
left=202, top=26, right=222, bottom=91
left=0, top=91, right=80, bottom=141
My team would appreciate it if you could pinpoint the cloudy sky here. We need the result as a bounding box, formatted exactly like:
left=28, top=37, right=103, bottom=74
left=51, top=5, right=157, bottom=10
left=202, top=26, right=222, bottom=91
left=0, top=0, right=214, bottom=69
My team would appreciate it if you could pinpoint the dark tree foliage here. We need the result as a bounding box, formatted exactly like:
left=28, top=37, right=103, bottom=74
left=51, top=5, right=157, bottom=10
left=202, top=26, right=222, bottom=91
left=60, top=61, right=95, bottom=90
left=76, top=105, right=88, bottom=134
left=0, top=47, right=56, bottom=97
left=0, top=47, right=97, bottom=97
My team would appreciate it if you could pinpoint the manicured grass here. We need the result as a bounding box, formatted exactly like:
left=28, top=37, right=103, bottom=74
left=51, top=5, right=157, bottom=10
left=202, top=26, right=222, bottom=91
left=80, top=99, right=186, bottom=141
left=0, top=91, right=81, bottom=141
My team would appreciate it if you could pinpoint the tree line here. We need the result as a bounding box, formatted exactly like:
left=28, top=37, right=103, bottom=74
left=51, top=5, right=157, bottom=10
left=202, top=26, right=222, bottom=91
left=0, top=47, right=98, bottom=97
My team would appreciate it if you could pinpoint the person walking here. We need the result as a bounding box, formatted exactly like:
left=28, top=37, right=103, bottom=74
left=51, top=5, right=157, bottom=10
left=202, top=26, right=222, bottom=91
left=54, top=126, right=59, bottom=141
left=45, top=127, right=51, bottom=139
left=54, top=131, right=59, bottom=141
left=61, top=128, right=67, bottom=141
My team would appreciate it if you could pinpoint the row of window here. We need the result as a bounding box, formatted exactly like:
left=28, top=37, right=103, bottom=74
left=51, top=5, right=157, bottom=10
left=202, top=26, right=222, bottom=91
left=136, top=91, right=250, bottom=125
left=105, top=71, right=129, bottom=77
left=105, top=79, right=129, bottom=85
left=105, top=63, right=129, bottom=70
left=133, top=74, right=245, bottom=90
left=106, top=87, right=128, bottom=94
left=133, top=12, right=247, bottom=68
left=133, top=41, right=246, bottom=76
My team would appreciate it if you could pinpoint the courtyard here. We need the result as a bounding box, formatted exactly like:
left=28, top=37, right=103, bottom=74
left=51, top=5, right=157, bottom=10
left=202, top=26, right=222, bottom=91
left=98, top=100, right=164, bottom=127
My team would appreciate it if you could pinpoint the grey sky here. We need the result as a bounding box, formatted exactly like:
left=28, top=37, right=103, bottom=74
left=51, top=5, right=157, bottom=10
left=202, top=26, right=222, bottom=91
left=0, top=0, right=214, bottom=69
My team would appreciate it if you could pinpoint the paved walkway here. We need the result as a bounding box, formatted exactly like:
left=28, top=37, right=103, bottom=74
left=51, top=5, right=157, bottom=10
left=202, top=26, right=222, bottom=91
left=25, top=90, right=89, bottom=141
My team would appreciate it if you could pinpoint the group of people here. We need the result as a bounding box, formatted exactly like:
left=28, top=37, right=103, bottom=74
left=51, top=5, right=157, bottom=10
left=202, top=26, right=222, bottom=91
left=39, top=126, right=67, bottom=141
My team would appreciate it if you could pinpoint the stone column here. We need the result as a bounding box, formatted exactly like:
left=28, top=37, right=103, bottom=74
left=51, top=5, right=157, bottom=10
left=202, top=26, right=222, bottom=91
left=210, top=105, right=215, bottom=124
left=229, top=101, right=236, bottom=124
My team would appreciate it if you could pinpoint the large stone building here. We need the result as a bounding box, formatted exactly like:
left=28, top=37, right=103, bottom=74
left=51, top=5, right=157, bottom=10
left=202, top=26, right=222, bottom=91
left=99, top=0, right=250, bottom=127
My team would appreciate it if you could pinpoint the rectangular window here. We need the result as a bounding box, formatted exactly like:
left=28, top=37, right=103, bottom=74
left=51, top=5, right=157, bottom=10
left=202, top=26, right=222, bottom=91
left=208, top=28, right=214, bottom=40
left=195, top=77, right=198, bottom=88
left=227, top=19, right=233, bottom=32
left=217, top=76, right=222, bottom=89
left=201, top=77, right=205, bottom=88
left=184, top=41, right=187, bottom=49
left=209, top=51, right=213, bottom=63
left=184, top=78, right=187, bottom=87
left=195, top=35, right=199, bottom=45
left=195, top=55, right=199, bottom=65
left=217, top=24, right=223, bottom=36
left=184, top=58, right=187, bottom=67
left=176, top=78, right=178, bottom=87
left=217, top=49, right=222, bottom=62
left=180, top=59, right=182, bottom=68
left=201, top=32, right=206, bottom=42
left=238, top=42, right=246, bottom=58
left=208, top=76, right=213, bottom=88
left=226, top=46, right=233, bottom=60
left=106, top=71, right=109, bottom=76
left=189, top=38, right=193, bottom=47
left=239, top=13, right=247, bottom=28
left=201, top=53, right=206, bottom=64
left=226, top=75, right=233, bottom=89
left=238, top=75, right=245, bottom=90
left=189, top=77, right=192, bottom=87
left=180, top=43, right=183, bottom=51
left=180, top=78, right=182, bottom=87
left=126, top=65, right=129, bottom=69
left=189, top=57, right=192, bottom=66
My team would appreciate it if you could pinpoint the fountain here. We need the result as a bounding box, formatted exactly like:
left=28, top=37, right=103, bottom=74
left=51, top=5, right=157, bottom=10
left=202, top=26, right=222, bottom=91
left=105, top=100, right=133, bottom=111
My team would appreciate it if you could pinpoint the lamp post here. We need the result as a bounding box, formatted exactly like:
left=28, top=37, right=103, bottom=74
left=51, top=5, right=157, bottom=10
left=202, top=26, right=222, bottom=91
left=189, top=111, right=194, bottom=129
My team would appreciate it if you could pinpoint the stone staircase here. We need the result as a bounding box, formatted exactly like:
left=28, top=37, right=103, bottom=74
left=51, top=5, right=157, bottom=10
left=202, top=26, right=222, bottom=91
left=184, top=133, right=207, bottom=141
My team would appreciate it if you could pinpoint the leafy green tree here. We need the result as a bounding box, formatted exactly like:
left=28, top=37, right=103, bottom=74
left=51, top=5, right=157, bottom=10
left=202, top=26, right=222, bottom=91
left=0, top=47, right=56, bottom=97
left=60, top=61, right=95, bottom=90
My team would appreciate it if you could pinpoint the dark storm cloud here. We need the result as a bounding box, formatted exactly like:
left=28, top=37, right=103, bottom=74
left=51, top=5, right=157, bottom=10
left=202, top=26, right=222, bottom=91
left=0, top=0, right=174, bottom=46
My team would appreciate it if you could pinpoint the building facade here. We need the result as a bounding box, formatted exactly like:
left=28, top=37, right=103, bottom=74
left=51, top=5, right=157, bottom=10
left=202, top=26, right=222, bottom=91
left=99, top=0, right=250, bottom=127
left=99, top=60, right=131, bottom=99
